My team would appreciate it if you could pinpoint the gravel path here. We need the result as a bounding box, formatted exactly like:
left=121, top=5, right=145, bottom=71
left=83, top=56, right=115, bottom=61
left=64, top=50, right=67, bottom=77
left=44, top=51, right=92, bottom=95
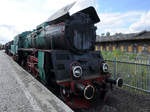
left=103, top=88, right=150, bottom=112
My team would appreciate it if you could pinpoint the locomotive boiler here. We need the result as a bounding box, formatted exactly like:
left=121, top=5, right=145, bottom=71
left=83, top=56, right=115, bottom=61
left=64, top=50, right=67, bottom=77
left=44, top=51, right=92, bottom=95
left=5, top=2, right=123, bottom=109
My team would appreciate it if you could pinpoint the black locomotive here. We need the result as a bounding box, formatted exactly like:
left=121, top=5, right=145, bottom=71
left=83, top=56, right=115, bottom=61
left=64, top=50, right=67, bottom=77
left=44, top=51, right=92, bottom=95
left=5, top=2, right=123, bottom=109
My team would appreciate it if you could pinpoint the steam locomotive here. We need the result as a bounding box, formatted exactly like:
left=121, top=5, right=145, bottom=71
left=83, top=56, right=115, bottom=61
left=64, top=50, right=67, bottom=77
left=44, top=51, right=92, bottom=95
left=5, top=2, right=123, bottom=109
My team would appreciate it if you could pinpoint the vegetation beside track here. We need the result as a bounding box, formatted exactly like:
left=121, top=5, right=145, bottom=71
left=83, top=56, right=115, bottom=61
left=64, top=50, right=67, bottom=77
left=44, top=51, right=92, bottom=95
left=100, top=49, right=150, bottom=95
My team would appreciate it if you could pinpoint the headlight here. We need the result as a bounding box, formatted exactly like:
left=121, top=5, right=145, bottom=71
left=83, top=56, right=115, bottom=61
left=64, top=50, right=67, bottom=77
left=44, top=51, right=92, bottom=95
left=102, top=63, right=109, bottom=73
left=73, top=66, right=82, bottom=78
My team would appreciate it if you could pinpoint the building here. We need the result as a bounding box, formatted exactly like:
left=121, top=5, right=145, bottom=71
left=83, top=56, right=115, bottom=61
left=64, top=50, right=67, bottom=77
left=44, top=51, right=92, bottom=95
left=95, top=31, right=150, bottom=54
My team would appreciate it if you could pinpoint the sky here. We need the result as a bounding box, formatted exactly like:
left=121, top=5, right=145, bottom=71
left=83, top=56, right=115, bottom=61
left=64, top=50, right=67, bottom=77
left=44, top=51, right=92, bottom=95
left=0, top=0, right=150, bottom=44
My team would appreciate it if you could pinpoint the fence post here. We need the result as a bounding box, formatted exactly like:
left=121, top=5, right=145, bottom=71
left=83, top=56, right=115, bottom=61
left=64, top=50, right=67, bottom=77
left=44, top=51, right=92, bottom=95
left=149, top=56, right=150, bottom=93
left=114, top=56, right=117, bottom=79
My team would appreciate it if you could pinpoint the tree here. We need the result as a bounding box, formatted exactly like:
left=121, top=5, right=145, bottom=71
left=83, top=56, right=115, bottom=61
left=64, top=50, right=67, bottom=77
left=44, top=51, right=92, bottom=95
left=101, top=33, right=105, bottom=37
left=106, top=32, right=110, bottom=37
left=0, top=43, right=2, bottom=50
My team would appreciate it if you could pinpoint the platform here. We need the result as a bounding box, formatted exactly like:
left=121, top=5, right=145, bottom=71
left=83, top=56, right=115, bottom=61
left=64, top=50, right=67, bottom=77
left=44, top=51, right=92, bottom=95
left=0, top=50, right=73, bottom=112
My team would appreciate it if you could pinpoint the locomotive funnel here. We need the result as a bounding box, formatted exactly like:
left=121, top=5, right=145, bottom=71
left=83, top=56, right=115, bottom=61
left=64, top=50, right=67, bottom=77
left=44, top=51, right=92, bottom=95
left=75, top=83, right=95, bottom=100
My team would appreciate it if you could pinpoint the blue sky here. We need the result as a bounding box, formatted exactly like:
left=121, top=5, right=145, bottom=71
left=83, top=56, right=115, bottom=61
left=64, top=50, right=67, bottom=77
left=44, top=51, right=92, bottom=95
left=0, top=0, right=150, bottom=44
left=97, top=0, right=150, bottom=13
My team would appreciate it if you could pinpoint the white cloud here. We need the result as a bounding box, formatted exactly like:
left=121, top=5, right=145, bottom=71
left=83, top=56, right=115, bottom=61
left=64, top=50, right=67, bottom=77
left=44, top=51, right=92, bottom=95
left=0, top=0, right=150, bottom=44
left=129, top=11, right=150, bottom=32
left=43, top=0, right=76, bottom=11
left=0, top=25, right=18, bottom=44
left=96, top=11, right=144, bottom=35
left=0, top=0, right=98, bottom=44
left=96, top=10, right=150, bottom=35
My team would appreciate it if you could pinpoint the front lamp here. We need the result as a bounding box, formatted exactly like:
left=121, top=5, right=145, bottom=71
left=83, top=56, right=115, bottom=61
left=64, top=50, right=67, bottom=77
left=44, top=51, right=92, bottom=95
left=73, top=66, right=82, bottom=78
left=102, top=63, right=109, bottom=73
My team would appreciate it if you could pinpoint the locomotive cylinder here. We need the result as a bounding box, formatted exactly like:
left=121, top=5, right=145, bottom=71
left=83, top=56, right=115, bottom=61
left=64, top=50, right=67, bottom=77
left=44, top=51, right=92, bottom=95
left=75, top=83, right=95, bottom=100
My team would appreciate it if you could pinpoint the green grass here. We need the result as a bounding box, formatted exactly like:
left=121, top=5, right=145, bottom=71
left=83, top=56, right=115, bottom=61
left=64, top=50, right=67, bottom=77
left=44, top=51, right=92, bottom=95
left=101, top=49, right=150, bottom=60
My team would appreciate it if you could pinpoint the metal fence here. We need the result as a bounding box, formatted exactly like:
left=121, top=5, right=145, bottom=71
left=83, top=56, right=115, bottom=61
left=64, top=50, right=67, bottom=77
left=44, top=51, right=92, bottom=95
left=105, top=56, right=150, bottom=94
